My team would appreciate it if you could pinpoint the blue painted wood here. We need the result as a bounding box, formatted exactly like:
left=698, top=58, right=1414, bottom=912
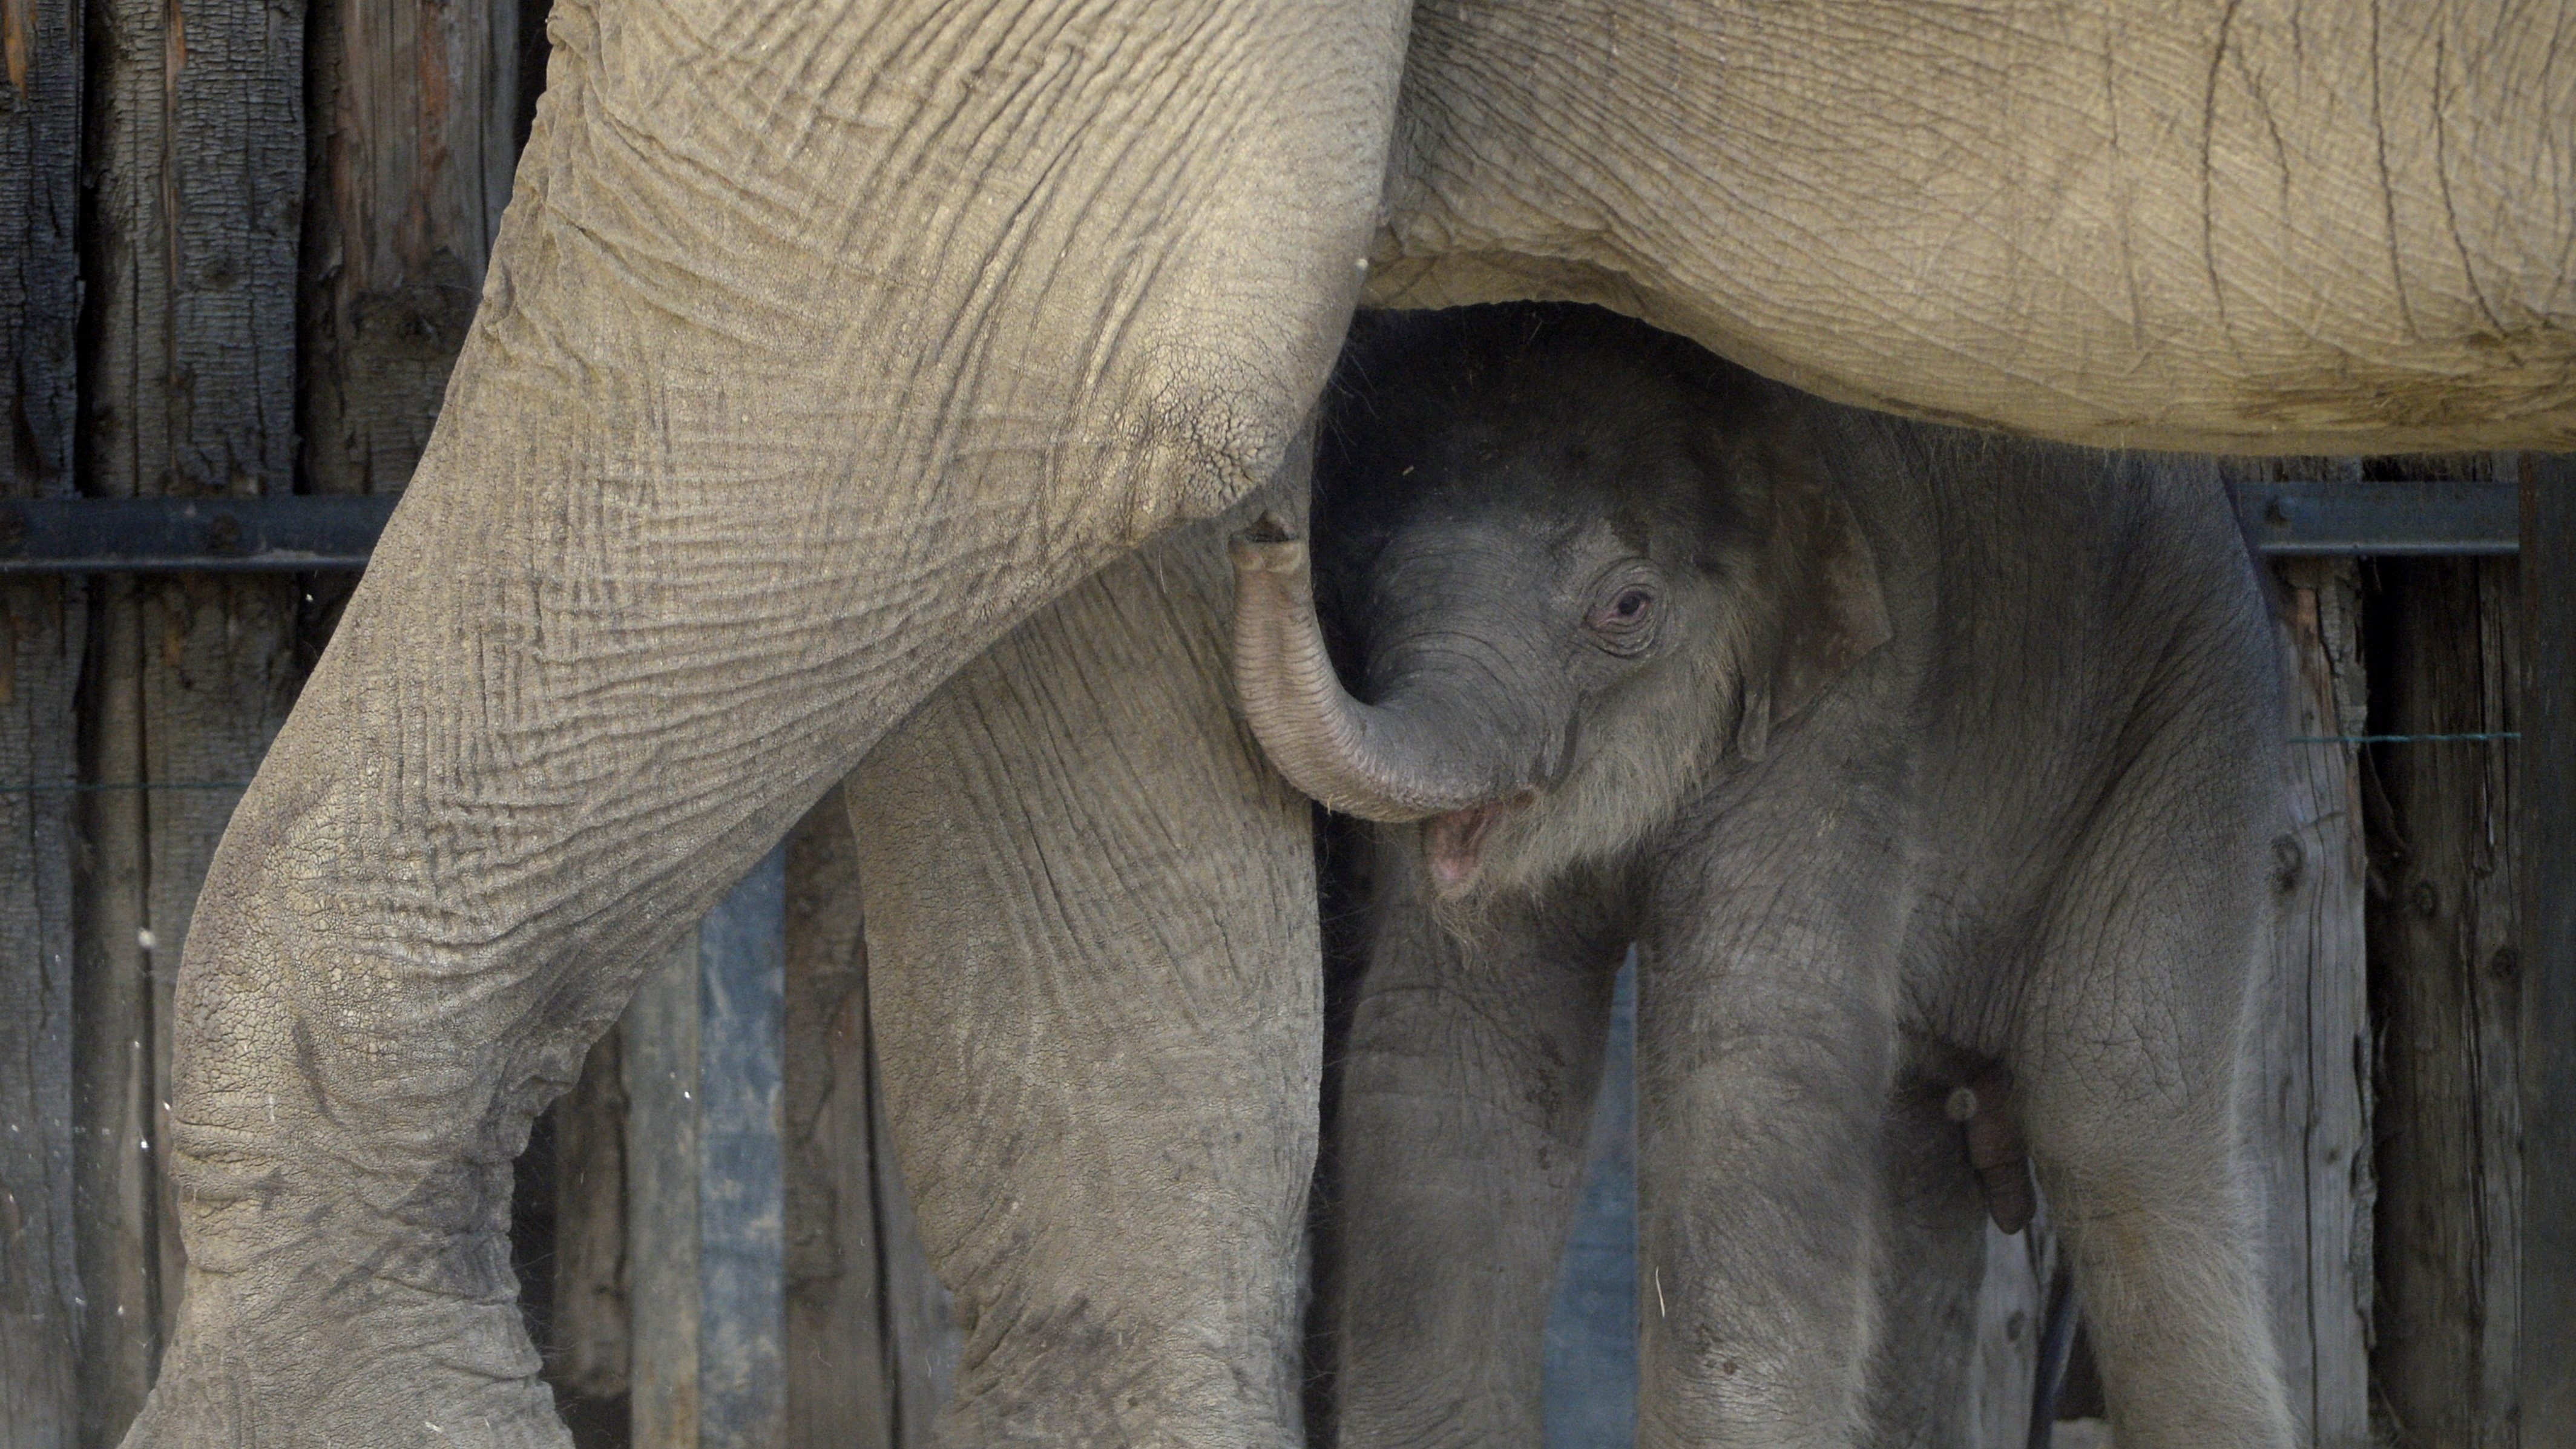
left=1544, top=953, right=1638, bottom=1447
left=697, top=846, right=788, bottom=1449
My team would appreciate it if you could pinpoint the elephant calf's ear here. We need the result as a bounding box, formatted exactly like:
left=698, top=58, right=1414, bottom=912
left=1764, top=461, right=1891, bottom=731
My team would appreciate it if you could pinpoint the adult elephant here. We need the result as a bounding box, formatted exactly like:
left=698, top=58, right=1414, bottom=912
left=133, top=0, right=2567, bottom=1445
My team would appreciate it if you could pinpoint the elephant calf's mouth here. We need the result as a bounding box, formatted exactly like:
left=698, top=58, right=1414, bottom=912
left=1423, top=798, right=1528, bottom=892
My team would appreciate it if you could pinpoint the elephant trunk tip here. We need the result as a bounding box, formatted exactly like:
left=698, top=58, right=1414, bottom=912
left=1228, top=518, right=1500, bottom=824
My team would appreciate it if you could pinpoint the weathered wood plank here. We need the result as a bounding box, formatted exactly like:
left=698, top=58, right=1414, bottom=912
left=2, top=0, right=79, bottom=501
left=2517, top=453, right=2576, bottom=1444
left=0, top=583, right=84, bottom=1449
left=626, top=850, right=789, bottom=1449
left=551, top=1027, right=632, bottom=1434
left=2257, top=559, right=2374, bottom=1449
left=626, top=923, right=706, bottom=1444
left=2365, top=551, right=2521, bottom=1449
left=613, top=793, right=939, bottom=1448
left=70, top=584, right=159, bottom=1446
left=2, top=0, right=88, bottom=1436
left=783, top=789, right=895, bottom=1449
left=627, top=929, right=705, bottom=1448
left=300, top=0, right=527, bottom=496
left=76, top=0, right=306, bottom=1430
left=85, top=0, right=304, bottom=500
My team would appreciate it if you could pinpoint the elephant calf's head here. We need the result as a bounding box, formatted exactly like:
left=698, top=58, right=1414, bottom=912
left=1232, top=304, right=1888, bottom=901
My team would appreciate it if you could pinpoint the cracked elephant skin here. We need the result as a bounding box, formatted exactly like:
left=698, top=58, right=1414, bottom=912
left=132, top=0, right=2566, bottom=1445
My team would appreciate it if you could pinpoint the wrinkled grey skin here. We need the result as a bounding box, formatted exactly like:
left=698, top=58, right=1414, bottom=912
left=131, top=0, right=2564, bottom=1443
left=1288, top=306, right=2291, bottom=1448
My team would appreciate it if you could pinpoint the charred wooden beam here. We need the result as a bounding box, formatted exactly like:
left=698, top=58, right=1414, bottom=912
left=2517, top=453, right=2576, bottom=1442
left=301, top=0, right=527, bottom=498
left=1, top=0, right=88, bottom=1436
left=2364, top=550, right=2522, bottom=1445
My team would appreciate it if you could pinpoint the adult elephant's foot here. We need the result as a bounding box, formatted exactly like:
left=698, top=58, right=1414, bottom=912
left=124, top=1254, right=568, bottom=1449
left=123, top=798, right=590, bottom=1449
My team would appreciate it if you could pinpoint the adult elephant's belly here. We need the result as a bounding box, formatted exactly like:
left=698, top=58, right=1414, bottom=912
left=1369, top=0, right=2574, bottom=456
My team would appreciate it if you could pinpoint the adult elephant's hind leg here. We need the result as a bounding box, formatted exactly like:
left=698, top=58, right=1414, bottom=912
left=850, top=490, right=1321, bottom=1448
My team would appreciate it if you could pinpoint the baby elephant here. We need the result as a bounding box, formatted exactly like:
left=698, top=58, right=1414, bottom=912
left=1231, top=305, right=2295, bottom=1448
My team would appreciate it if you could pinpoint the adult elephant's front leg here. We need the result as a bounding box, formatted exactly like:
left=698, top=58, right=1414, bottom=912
left=849, top=493, right=1318, bottom=1447
left=125, top=0, right=1407, bottom=1439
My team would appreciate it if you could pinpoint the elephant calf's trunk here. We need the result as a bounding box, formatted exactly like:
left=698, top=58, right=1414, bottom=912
left=1229, top=516, right=1503, bottom=823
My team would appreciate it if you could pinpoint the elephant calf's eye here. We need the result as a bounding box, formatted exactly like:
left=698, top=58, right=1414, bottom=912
left=1586, top=583, right=1660, bottom=656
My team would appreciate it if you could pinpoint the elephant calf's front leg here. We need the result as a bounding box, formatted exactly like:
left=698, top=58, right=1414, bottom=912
left=1635, top=826, right=1905, bottom=1448
left=1330, top=852, right=1630, bottom=1449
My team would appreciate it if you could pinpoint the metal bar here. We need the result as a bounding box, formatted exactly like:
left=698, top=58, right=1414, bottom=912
left=0, top=482, right=2535, bottom=574
left=0, top=496, right=399, bottom=573
left=2233, top=478, right=2520, bottom=556
left=2517, top=453, right=2576, bottom=1441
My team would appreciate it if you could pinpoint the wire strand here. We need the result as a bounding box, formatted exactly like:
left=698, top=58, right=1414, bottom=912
left=2290, top=732, right=2518, bottom=744
left=0, top=729, right=2525, bottom=792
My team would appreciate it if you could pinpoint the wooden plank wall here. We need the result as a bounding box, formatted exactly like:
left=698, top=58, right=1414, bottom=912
left=1, top=0, right=87, bottom=1438
left=626, top=904, right=714, bottom=1448
left=30, top=0, right=534, bottom=1442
